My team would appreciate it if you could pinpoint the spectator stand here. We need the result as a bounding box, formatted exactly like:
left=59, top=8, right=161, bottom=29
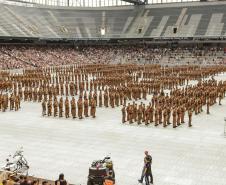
left=0, top=171, right=76, bottom=185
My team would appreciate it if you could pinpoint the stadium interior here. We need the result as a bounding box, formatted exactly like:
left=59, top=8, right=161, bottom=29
left=0, top=0, right=226, bottom=185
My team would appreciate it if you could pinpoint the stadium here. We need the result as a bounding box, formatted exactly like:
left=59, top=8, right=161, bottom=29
left=0, top=0, right=226, bottom=185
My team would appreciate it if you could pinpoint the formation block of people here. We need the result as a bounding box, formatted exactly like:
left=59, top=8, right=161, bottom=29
left=1, top=64, right=226, bottom=128
left=122, top=78, right=226, bottom=128
left=42, top=96, right=96, bottom=119
left=0, top=93, right=21, bottom=112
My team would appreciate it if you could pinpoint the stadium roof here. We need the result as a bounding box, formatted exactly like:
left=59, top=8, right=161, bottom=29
left=2, top=0, right=200, bottom=7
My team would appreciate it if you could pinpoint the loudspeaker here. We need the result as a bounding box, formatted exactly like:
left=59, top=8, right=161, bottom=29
left=173, top=27, right=177, bottom=34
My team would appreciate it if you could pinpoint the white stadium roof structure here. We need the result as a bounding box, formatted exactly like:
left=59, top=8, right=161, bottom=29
left=1, top=0, right=200, bottom=7
left=0, top=0, right=226, bottom=40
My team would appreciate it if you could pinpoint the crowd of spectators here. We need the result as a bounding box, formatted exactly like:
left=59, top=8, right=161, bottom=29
left=0, top=48, right=31, bottom=69
left=0, top=173, right=67, bottom=185
left=0, top=45, right=225, bottom=70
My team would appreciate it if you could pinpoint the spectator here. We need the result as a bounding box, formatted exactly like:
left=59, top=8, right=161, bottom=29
left=55, top=174, right=67, bottom=185
left=103, top=170, right=115, bottom=185
left=41, top=181, right=48, bottom=185
left=1, top=180, right=7, bottom=185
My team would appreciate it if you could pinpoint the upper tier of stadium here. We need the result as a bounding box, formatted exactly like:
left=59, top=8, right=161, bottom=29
left=0, top=1, right=226, bottom=39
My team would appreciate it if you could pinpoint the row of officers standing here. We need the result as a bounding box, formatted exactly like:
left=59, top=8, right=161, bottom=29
left=42, top=96, right=96, bottom=119
left=0, top=94, right=21, bottom=112
left=122, top=102, right=193, bottom=128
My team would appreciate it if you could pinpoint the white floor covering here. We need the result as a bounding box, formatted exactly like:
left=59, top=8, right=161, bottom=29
left=0, top=73, right=226, bottom=185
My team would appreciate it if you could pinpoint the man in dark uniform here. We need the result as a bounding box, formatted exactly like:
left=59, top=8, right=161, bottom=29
left=42, top=100, right=46, bottom=116
left=121, top=105, right=126, bottom=123
left=138, top=151, right=153, bottom=185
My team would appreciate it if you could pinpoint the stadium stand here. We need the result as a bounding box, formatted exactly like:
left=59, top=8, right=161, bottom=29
left=0, top=45, right=224, bottom=69
left=0, top=171, right=71, bottom=185
left=0, top=1, right=226, bottom=39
